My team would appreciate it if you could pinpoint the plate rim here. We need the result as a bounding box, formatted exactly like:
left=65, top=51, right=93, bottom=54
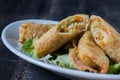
left=1, top=19, right=120, bottom=80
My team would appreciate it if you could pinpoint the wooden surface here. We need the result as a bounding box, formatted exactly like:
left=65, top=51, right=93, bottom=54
left=0, top=0, right=120, bottom=80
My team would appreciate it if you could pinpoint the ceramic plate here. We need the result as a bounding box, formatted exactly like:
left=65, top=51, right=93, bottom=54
left=1, top=19, right=120, bottom=80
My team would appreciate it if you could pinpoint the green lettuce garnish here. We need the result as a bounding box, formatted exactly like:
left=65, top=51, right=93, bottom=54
left=40, top=54, right=76, bottom=69
left=20, top=38, right=39, bottom=58
left=20, top=39, right=75, bottom=69
left=21, top=39, right=34, bottom=56
left=107, top=61, right=120, bottom=74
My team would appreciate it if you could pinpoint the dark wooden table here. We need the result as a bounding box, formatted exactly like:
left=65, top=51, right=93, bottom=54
left=0, top=0, right=120, bottom=80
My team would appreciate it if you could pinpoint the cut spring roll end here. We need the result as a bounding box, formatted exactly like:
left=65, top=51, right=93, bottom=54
left=57, top=14, right=90, bottom=33
left=34, top=14, right=90, bottom=57
left=90, top=15, right=120, bottom=63
left=90, top=15, right=114, bottom=47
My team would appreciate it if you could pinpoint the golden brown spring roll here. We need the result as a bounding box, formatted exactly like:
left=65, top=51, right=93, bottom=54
left=90, top=15, right=120, bottom=63
left=71, top=32, right=83, bottom=48
left=34, top=14, right=90, bottom=57
left=69, top=31, right=109, bottom=73
left=19, top=22, right=54, bottom=43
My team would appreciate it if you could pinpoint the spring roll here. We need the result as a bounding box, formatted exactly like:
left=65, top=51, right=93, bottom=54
left=71, top=33, right=83, bottom=48
left=34, top=14, right=90, bottom=57
left=69, top=31, right=109, bottom=73
left=19, top=22, right=54, bottom=43
left=90, top=15, right=120, bottom=63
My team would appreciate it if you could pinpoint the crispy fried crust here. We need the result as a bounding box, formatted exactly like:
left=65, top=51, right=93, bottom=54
left=34, top=14, right=90, bottom=57
left=69, top=48, right=97, bottom=73
left=69, top=31, right=109, bottom=73
left=90, top=15, right=120, bottom=63
left=19, top=22, right=54, bottom=43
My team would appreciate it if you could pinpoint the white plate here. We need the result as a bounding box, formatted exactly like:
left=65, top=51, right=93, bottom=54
left=1, top=19, right=120, bottom=80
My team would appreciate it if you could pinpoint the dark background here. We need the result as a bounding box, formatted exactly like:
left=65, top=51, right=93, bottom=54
left=0, top=0, right=120, bottom=80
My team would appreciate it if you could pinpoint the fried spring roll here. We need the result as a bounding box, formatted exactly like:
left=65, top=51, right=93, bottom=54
left=90, top=15, right=120, bottom=63
left=34, top=14, right=90, bottom=57
left=19, top=22, right=54, bottom=43
left=69, top=31, right=109, bottom=73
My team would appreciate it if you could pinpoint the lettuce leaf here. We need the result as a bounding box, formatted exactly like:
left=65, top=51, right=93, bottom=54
left=20, top=38, right=39, bottom=58
left=21, top=39, right=34, bottom=56
left=107, top=62, right=120, bottom=74
left=40, top=54, right=76, bottom=69
left=20, top=39, right=75, bottom=69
